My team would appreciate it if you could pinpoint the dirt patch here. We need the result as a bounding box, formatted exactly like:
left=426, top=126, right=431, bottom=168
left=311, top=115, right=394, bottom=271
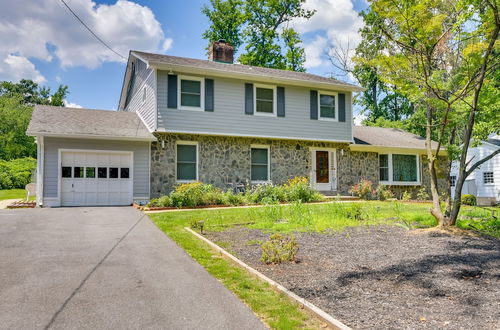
left=205, top=226, right=500, bottom=329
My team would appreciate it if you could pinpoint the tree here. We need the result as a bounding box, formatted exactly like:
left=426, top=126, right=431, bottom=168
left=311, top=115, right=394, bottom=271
left=0, top=79, right=70, bottom=160
left=354, top=0, right=500, bottom=227
left=202, top=0, right=314, bottom=71
left=202, top=0, right=246, bottom=53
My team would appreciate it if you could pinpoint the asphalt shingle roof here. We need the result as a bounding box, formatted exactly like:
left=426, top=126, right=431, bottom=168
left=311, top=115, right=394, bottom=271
left=353, top=126, right=438, bottom=150
left=27, top=105, right=155, bottom=140
left=131, top=50, right=363, bottom=91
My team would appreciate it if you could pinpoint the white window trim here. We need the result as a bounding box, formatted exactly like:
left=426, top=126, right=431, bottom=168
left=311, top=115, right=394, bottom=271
left=254, top=84, right=277, bottom=117
left=483, top=171, right=494, bottom=185
left=177, top=75, right=204, bottom=111
left=175, top=141, right=199, bottom=183
left=250, top=144, right=271, bottom=183
left=379, top=153, right=421, bottom=186
left=318, top=90, right=338, bottom=122
left=450, top=175, right=457, bottom=187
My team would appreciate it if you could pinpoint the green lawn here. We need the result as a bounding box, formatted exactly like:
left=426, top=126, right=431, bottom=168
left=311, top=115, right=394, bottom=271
left=0, top=189, right=33, bottom=201
left=149, top=201, right=498, bottom=329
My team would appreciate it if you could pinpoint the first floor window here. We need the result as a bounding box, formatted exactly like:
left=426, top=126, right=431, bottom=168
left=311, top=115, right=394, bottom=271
left=177, top=143, right=197, bottom=181
left=379, top=154, right=389, bottom=181
left=255, top=86, right=275, bottom=114
left=180, top=77, right=202, bottom=108
left=392, top=154, right=417, bottom=182
left=450, top=175, right=457, bottom=187
left=251, top=147, right=269, bottom=181
left=483, top=172, right=494, bottom=184
left=379, top=154, right=419, bottom=184
left=319, top=93, right=336, bottom=119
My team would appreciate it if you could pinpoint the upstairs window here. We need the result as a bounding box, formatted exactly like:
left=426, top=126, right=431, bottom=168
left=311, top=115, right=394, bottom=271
left=251, top=146, right=270, bottom=182
left=319, top=92, right=337, bottom=120
left=483, top=172, right=494, bottom=184
left=177, top=142, right=198, bottom=181
left=254, top=84, right=276, bottom=115
left=178, top=76, right=204, bottom=110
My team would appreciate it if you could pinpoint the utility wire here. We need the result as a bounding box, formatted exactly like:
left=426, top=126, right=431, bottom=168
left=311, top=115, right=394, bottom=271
left=59, top=0, right=127, bottom=60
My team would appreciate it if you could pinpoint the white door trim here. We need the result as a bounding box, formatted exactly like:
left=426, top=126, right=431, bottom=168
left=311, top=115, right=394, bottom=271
left=58, top=149, right=134, bottom=206
left=310, top=147, right=337, bottom=191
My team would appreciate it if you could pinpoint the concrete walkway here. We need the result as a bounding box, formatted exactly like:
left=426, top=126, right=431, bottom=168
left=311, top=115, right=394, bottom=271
left=0, top=207, right=265, bottom=330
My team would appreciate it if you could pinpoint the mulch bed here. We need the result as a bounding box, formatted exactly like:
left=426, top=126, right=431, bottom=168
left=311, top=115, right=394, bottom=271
left=205, top=226, right=500, bottom=329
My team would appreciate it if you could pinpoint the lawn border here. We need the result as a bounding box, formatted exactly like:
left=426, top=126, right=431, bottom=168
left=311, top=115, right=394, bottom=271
left=185, top=227, right=351, bottom=330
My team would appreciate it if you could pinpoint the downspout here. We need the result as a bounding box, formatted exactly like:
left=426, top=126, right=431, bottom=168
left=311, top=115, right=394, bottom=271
left=37, top=135, right=44, bottom=207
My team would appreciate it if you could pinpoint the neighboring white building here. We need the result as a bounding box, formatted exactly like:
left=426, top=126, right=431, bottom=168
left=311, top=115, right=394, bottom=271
left=450, top=134, right=500, bottom=206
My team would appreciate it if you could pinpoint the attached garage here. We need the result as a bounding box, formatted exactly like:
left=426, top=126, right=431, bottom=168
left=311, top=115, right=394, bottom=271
left=27, top=105, right=156, bottom=207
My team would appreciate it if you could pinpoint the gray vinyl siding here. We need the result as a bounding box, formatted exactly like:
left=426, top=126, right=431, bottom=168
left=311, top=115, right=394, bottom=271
left=43, top=137, right=150, bottom=198
left=124, top=59, right=156, bottom=131
left=157, top=70, right=353, bottom=142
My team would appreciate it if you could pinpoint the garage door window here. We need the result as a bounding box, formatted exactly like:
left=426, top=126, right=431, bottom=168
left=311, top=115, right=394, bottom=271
left=74, top=167, right=84, bottom=178
left=109, top=167, right=119, bottom=178
left=62, top=166, right=72, bottom=178
left=86, top=167, right=95, bottom=178
left=98, top=167, right=107, bottom=178
left=121, top=168, right=130, bottom=179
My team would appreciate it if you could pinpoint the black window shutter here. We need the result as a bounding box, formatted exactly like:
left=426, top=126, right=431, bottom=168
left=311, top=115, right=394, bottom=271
left=245, top=83, right=254, bottom=115
left=277, top=86, right=285, bottom=117
left=205, top=79, right=214, bottom=112
left=167, top=74, right=177, bottom=108
left=338, top=93, right=346, bottom=122
left=310, top=90, right=318, bottom=120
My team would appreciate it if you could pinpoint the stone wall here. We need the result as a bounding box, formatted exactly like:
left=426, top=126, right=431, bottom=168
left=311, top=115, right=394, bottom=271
left=150, top=132, right=448, bottom=199
left=151, top=133, right=348, bottom=197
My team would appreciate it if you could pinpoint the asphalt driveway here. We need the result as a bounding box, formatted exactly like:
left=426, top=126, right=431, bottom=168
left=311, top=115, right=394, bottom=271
left=0, top=207, right=265, bottom=330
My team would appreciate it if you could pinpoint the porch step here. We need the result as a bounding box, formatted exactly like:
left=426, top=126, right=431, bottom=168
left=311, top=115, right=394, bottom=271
left=319, top=191, right=360, bottom=201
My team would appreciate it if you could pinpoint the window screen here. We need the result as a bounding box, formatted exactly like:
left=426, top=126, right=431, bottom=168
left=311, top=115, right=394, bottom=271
left=251, top=148, right=269, bottom=181
left=180, top=79, right=201, bottom=107
left=256, top=87, right=274, bottom=113
left=177, top=144, right=197, bottom=180
left=319, top=94, right=335, bottom=119
left=379, top=154, right=389, bottom=181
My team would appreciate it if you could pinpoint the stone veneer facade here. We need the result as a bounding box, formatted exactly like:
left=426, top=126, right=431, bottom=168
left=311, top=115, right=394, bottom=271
left=150, top=133, right=446, bottom=198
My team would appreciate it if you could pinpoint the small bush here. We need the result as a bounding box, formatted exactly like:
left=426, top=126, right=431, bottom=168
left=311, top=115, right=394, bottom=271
left=0, top=157, right=36, bottom=189
left=375, top=185, right=394, bottom=201
left=223, top=191, right=245, bottom=206
left=349, top=179, right=374, bottom=199
left=416, top=187, right=430, bottom=201
left=345, top=203, right=365, bottom=221
left=284, top=176, right=324, bottom=203
left=461, top=194, right=477, bottom=206
left=401, top=190, right=412, bottom=201
left=260, top=233, right=299, bottom=264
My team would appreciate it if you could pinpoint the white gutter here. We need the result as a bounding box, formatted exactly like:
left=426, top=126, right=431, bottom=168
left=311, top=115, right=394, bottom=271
left=37, top=135, right=44, bottom=207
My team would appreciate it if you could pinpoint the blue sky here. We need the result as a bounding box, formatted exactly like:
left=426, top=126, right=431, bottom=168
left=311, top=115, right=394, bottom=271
left=1, top=0, right=367, bottom=114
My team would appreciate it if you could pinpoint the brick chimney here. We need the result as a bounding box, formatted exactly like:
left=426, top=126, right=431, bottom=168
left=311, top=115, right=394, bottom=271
left=208, top=40, right=234, bottom=64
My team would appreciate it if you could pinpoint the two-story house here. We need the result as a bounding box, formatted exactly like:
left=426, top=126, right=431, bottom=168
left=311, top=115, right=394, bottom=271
left=28, top=41, right=444, bottom=207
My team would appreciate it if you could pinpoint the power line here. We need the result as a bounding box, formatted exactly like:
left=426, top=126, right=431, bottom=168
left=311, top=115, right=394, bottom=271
left=59, top=0, right=126, bottom=60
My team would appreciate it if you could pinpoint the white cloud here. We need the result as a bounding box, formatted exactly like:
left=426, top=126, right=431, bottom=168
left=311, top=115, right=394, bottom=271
left=0, top=0, right=171, bottom=83
left=63, top=100, right=83, bottom=108
left=304, top=35, right=328, bottom=69
left=1, top=54, right=46, bottom=83
left=294, top=0, right=364, bottom=69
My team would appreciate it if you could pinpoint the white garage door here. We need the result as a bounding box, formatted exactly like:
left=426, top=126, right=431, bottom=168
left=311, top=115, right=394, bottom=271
left=60, top=151, right=133, bottom=206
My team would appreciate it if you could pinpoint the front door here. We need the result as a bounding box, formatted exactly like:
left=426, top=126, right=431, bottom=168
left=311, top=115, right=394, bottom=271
left=312, top=149, right=337, bottom=191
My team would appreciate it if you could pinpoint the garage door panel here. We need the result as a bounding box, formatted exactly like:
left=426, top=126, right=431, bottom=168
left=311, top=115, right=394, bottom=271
left=60, top=151, right=133, bottom=207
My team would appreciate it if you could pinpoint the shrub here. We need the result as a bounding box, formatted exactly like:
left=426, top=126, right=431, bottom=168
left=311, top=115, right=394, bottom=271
left=461, top=194, right=477, bottom=206
left=349, top=179, right=374, bottom=199
left=283, top=176, right=324, bottom=203
left=246, top=183, right=286, bottom=204
left=401, top=190, right=412, bottom=201
left=375, top=184, right=394, bottom=201
left=0, top=157, right=36, bottom=189
left=201, top=189, right=225, bottom=206
left=416, top=187, right=430, bottom=201
left=345, top=203, right=365, bottom=221
left=260, top=233, right=299, bottom=264
left=170, top=182, right=214, bottom=207
left=222, top=191, right=245, bottom=206
left=146, top=195, right=172, bottom=208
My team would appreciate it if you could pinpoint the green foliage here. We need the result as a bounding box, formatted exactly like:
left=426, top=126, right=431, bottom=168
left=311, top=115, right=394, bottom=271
left=375, top=184, right=394, bottom=201
left=202, top=0, right=314, bottom=71
left=146, top=177, right=323, bottom=208
left=260, top=233, right=299, bottom=264
left=416, top=187, right=430, bottom=201
left=401, top=190, right=412, bottom=201
left=0, top=157, right=36, bottom=189
left=0, top=79, right=68, bottom=106
left=461, top=194, right=477, bottom=206
left=349, top=179, right=374, bottom=199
